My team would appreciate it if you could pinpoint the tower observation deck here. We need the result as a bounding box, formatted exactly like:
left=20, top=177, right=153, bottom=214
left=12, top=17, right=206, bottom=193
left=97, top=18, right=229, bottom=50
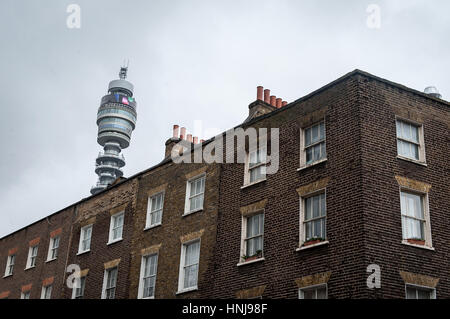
left=91, top=66, right=137, bottom=195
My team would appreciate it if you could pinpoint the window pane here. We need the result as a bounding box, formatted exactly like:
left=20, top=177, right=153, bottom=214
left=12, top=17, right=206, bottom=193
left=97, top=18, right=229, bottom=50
left=319, top=122, right=325, bottom=140
left=317, top=287, right=327, bottom=299
left=305, top=221, right=312, bottom=240
left=305, top=127, right=311, bottom=146
left=417, top=289, right=431, bottom=299
left=311, top=125, right=319, bottom=143
left=406, top=287, right=416, bottom=299
left=303, top=289, right=315, bottom=299
left=306, top=147, right=313, bottom=164
left=313, top=196, right=320, bottom=218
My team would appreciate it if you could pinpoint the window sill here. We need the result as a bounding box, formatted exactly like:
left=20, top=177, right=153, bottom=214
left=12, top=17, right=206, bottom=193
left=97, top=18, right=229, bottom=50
left=241, top=179, right=267, bottom=190
left=3, top=274, right=12, bottom=278
left=182, top=208, right=203, bottom=217
left=236, top=257, right=265, bottom=267
left=396, top=156, right=427, bottom=167
left=24, top=266, right=35, bottom=271
left=401, top=241, right=434, bottom=251
left=45, top=258, right=57, bottom=263
left=107, top=238, right=123, bottom=246
left=141, top=296, right=155, bottom=299
left=296, top=240, right=329, bottom=251
left=176, top=287, right=198, bottom=295
left=297, top=158, right=327, bottom=171
left=77, top=250, right=90, bottom=256
left=144, top=223, right=162, bottom=231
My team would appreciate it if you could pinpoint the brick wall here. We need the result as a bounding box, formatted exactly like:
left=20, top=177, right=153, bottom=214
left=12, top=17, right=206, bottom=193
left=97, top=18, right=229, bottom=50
left=357, top=75, right=450, bottom=298
left=0, top=207, right=74, bottom=299
left=210, top=76, right=369, bottom=298
left=128, top=161, right=220, bottom=299
left=62, top=179, right=138, bottom=299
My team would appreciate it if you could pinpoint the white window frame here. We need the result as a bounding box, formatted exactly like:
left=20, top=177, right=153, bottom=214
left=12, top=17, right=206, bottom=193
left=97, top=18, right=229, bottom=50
left=26, top=245, right=38, bottom=269
left=4, top=254, right=15, bottom=277
left=395, top=118, right=426, bottom=165
left=71, top=276, right=86, bottom=299
left=102, top=267, right=118, bottom=299
left=177, top=239, right=201, bottom=294
left=405, top=284, right=436, bottom=299
left=399, top=189, right=433, bottom=249
left=41, top=285, right=52, bottom=299
left=145, top=192, right=164, bottom=229
left=299, top=190, right=328, bottom=248
left=299, top=120, right=327, bottom=169
left=108, top=211, right=124, bottom=244
left=243, top=147, right=267, bottom=186
left=138, top=253, right=158, bottom=299
left=21, top=291, right=31, bottom=299
left=46, top=236, right=60, bottom=262
left=239, top=212, right=264, bottom=264
left=184, top=174, right=206, bottom=216
left=78, top=224, right=93, bottom=254
left=298, top=283, right=328, bottom=299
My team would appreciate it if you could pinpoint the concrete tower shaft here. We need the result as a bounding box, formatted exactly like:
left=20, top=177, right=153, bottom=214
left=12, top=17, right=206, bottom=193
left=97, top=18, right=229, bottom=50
left=91, top=66, right=137, bottom=195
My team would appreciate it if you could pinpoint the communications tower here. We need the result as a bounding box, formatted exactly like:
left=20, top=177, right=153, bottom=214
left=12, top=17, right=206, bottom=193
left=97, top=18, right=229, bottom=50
left=91, top=66, right=137, bottom=195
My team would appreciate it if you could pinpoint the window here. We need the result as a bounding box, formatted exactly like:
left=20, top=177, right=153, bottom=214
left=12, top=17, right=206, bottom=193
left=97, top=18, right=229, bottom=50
left=138, top=254, right=158, bottom=299
left=41, top=285, right=52, bottom=299
left=241, top=213, right=264, bottom=262
left=4, top=254, right=15, bottom=276
left=47, top=236, right=60, bottom=261
left=26, top=246, right=38, bottom=269
left=299, top=284, right=327, bottom=299
left=178, top=240, right=200, bottom=292
left=405, top=285, right=436, bottom=299
left=185, top=175, right=205, bottom=214
left=301, top=193, right=327, bottom=244
left=396, top=119, right=425, bottom=162
left=72, top=276, right=86, bottom=299
left=246, top=148, right=266, bottom=184
left=146, top=193, right=164, bottom=228
left=108, top=212, right=124, bottom=243
left=78, top=225, right=93, bottom=253
left=102, top=267, right=118, bottom=299
left=400, top=191, right=431, bottom=246
left=21, top=291, right=31, bottom=299
left=301, top=122, right=326, bottom=167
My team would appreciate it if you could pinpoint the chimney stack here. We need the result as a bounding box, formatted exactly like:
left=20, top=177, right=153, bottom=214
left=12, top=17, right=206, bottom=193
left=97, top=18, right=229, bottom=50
left=276, top=98, right=282, bottom=108
left=257, top=86, right=263, bottom=101
left=270, top=95, right=276, bottom=107
left=180, top=127, right=186, bottom=140
left=264, top=89, right=270, bottom=104
left=172, top=125, right=179, bottom=138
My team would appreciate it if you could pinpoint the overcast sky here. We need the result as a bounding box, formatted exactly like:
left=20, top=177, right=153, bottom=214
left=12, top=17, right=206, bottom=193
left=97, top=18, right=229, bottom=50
left=0, top=0, right=448, bottom=237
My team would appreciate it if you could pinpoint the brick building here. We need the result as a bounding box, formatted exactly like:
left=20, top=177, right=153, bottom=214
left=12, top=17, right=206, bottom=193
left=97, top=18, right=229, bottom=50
left=0, top=69, right=448, bottom=299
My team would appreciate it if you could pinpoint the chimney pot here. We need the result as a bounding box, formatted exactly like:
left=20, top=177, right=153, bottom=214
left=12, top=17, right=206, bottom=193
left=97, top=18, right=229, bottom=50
left=193, top=136, right=198, bottom=144
left=276, top=98, right=282, bottom=108
left=264, top=89, right=270, bottom=103
left=257, top=86, right=263, bottom=101
left=200, top=139, right=205, bottom=143
left=270, top=95, right=276, bottom=106
left=187, top=134, right=193, bottom=143
left=173, top=125, right=179, bottom=138
left=180, top=127, right=186, bottom=140
left=282, top=101, right=287, bottom=107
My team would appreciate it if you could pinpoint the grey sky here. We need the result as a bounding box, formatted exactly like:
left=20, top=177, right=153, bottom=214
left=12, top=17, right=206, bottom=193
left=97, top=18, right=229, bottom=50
left=0, top=0, right=448, bottom=237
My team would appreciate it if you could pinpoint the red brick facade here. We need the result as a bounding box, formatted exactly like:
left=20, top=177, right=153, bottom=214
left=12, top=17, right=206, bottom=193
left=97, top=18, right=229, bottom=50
left=0, top=70, right=448, bottom=299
